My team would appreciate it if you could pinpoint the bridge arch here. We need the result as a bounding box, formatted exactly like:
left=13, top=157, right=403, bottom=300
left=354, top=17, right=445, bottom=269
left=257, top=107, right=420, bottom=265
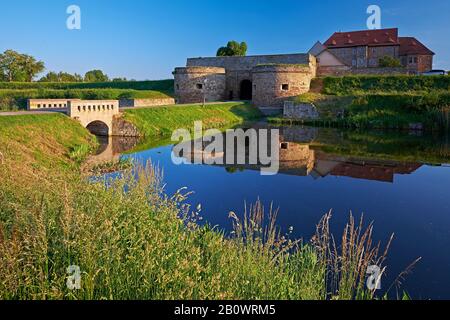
left=86, top=120, right=110, bottom=136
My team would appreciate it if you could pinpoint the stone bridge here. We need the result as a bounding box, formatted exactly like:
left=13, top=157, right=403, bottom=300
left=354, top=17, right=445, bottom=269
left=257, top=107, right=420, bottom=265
left=67, top=100, right=119, bottom=136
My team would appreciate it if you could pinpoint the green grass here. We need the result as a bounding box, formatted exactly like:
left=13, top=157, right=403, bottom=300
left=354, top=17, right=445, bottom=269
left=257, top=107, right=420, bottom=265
left=321, top=75, right=450, bottom=96
left=123, top=102, right=263, bottom=137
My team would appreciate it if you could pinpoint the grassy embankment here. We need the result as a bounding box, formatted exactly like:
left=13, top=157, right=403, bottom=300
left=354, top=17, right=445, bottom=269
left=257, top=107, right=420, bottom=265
left=0, top=80, right=174, bottom=111
left=0, top=114, right=394, bottom=300
left=124, top=101, right=263, bottom=137
left=269, top=76, right=450, bottom=130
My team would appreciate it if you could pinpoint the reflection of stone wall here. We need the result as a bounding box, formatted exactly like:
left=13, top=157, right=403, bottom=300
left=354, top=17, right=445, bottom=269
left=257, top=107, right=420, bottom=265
left=279, top=142, right=315, bottom=174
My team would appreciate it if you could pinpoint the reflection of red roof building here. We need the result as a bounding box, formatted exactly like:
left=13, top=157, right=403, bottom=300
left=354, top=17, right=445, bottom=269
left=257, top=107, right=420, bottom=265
left=330, top=162, right=422, bottom=183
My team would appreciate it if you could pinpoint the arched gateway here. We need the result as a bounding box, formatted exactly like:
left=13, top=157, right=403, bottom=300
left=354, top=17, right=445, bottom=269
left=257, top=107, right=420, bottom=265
left=239, top=79, right=253, bottom=100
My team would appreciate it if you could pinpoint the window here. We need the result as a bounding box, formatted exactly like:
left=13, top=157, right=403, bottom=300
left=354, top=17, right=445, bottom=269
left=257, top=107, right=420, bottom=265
left=281, top=84, right=289, bottom=91
left=59, top=104, right=62, bottom=108
left=196, top=83, right=203, bottom=90
left=414, top=57, right=418, bottom=63
left=37, top=104, right=41, bottom=108
left=409, top=57, right=413, bottom=64
left=280, top=142, right=289, bottom=150
left=77, top=106, right=81, bottom=112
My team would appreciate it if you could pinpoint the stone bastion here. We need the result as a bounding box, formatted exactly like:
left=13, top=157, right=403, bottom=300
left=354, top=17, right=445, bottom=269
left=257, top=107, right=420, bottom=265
left=251, top=64, right=314, bottom=108
left=173, top=66, right=227, bottom=104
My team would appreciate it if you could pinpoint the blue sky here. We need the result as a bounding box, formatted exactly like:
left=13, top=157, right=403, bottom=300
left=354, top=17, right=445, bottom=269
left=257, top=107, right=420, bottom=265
left=1, top=0, right=448, bottom=80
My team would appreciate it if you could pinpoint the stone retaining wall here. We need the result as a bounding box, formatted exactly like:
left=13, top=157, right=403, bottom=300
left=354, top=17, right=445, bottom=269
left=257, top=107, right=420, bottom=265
left=112, top=115, right=141, bottom=137
left=283, top=101, right=319, bottom=120
left=119, top=98, right=175, bottom=108
left=318, top=65, right=408, bottom=76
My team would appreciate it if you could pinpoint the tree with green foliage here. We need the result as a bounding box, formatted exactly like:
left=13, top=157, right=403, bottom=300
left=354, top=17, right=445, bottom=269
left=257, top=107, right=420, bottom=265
left=39, top=71, right=83, bottom=82
left=84, top=69, right=109, bottom=82
left=0, top=50, right=45, bottom=82
left=217, top=41, right=248, bottom=57
left=379, top=56, right=403, bottom=68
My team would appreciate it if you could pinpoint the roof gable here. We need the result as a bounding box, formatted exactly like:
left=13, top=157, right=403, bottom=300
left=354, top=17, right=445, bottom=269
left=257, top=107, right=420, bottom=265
left=399, top=37, right=435, bottom=56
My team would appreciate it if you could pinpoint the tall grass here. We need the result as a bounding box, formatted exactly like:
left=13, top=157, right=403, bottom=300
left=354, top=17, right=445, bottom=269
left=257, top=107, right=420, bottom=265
left=0, top=162, right=397, bottom=300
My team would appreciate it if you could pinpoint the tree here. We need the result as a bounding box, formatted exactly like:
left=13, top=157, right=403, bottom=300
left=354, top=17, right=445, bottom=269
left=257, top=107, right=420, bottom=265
left=84, top=70, right=109, bottom=82
left=217, top=41, right=248, bottom=57
left=0, top=50, right=45, bottom=82
left=379, top=56, right=402, bottom=68
left=22, top=54, right=45, bottom=82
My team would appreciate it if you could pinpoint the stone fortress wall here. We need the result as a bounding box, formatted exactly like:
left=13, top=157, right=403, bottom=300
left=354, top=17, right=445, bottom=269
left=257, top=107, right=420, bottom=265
left=174, top=54, right=317, bottom=108
left=252, top=64, right=314, bottom=108
left=173, top=67, right=227, bottom=104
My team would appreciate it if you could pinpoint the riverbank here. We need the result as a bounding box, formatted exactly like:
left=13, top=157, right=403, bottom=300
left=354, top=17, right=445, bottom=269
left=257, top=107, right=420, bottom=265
left=270, top=76, right=450, bottom=131
left=0, top=113, right=389, bottom=300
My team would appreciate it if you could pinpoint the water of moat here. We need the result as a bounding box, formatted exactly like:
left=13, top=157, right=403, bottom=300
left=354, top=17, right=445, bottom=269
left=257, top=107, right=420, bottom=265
left=95, top=124, right=450, bottom=300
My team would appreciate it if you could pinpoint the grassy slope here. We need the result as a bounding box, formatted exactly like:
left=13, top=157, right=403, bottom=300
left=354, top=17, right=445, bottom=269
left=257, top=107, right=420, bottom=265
left=123, top=102, right=263, bottom=137
left=0, top=114, right=95, bottom=190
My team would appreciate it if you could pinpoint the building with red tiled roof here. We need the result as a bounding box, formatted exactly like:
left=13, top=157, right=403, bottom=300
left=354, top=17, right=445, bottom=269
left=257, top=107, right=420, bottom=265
left=323, top=28, right=434, bottom=74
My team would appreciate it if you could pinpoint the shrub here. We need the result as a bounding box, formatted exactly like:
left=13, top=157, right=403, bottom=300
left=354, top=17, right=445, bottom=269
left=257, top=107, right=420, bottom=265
left=378, top=56, right=403, bottom=68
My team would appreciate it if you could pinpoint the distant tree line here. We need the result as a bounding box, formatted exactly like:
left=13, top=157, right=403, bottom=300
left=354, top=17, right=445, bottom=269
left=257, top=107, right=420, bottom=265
left=0, top=49, right=127, bottom=83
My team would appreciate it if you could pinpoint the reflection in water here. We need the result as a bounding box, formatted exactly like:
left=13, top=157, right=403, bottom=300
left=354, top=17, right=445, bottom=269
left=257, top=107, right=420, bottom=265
left=175, top=125, right=432, bottom=183
left=87, top=136, right=141, bottom=167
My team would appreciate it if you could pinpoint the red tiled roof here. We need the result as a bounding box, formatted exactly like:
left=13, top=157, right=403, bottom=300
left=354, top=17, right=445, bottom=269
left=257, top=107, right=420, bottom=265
left=324, top=28, right=400, bottom=48
left=399, top=37, right=435, bottom=56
